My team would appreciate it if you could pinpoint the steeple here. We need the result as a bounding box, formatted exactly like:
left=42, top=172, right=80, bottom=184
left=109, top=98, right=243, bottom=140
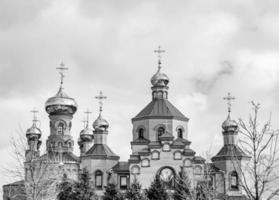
left=45, top=63, right=77, bottom=154
left=25, top=108, right=42, bottom=161
left=151, top=46, right=169, bottom=100
left=78, top=109, right=94, bottom=156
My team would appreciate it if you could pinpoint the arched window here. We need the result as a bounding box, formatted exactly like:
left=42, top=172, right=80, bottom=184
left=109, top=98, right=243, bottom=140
left=158, top=167, right=175, bottom=189
left=138, top=128, right=144, bottom=139
left=194, top=166, right=203, bottom=174
left=58, top=142, right=62, bottom=148
left=131, top=165, right=140, bottom=175
left=230, top=171, right=239, bottom=190
left=57, top=122, right=64, bottom=135
left=157, top=127, right=165, bottom=137
left=141, top=158, right=150, bottom=167
left=151, top=151, right=160, bottom=160
left=95, top=170, right=103, bottom=188
left=177, top=128, right=183, bottom=138
left=184, top=159, right=192, bottom=167
left=174, top=151, right=182, bottom=160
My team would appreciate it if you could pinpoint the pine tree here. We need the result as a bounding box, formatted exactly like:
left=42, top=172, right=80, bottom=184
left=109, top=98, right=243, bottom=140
left=74, top=168, right=96, bottom=200
left=145, top=175, right=169, bottom=200
left=173, top=171, right=193, bottom=200
left=125, top=178, right=146, bottom=200
left=103, top=183, right=123, bottom=200
left=57, top=174, right=77, bottom=200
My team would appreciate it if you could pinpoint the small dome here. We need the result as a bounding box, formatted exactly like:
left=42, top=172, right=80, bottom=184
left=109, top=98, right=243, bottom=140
left=45, top=87, right=78, bottom=115
left=151, top=68, right=169, bottom=87
left=222, top=115, right=238, bottom=131
left=26, top=124, right=41, bottom=138
left=79, top=126, right=93, bottom=141
left=93, top=114, right=109, bottom=130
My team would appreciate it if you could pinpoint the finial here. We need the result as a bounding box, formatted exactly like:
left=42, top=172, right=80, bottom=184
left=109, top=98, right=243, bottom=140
left=95, top=91, right=107, bottom=114
left=56, top=62, right=68, bottom=89
left=223, top=92, right=235, bottom=117
left=154, top=46, right=165, bottom=71
left=30, top=107, right=39, bottom=127
left=84, top=109, right=92, bottom=127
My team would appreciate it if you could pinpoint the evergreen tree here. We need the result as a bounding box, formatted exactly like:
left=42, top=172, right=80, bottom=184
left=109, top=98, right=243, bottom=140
left=173, top=171, right=193, bottom=200
left=56, top=174, right=76, bottom=200
left=103, top=183, right=123, bottom=200
left=145, top=175, right=169, bottom=200
left=125, top=178, right=146, bottom=200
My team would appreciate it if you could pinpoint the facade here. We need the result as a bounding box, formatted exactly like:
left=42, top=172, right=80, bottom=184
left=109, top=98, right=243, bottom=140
left=3, top=54, right=249, bottom=200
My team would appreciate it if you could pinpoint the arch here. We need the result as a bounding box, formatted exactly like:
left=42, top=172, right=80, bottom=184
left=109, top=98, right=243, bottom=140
left=157, top=166, right=176, bottom=189
left=230, top=171, right=239, bottom=190
left=56, top=121, right=66, bottom=135
left=173, top=151, right=182, bottom=160
left=176, top=126, right=185, bottom=139
left=95, top=170, right=103, bottom=188
left=136, top=126, right=146, bottom=139
left=194, top=165, right=203, bottom=174
left=151, top=150, right=160, bottom=160
left=131, top=165, right=140, bottom=175
left=154, top=124, right=166, bottom=140
left=183, top=159, right=192, bottom=167
left=162, top=143, right=170, bottom=152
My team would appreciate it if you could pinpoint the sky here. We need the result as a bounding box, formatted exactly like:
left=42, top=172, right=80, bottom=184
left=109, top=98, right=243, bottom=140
left=1, top=0, right=279, bottom=196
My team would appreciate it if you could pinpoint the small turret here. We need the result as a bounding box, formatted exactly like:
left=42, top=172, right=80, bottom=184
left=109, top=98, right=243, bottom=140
left=78, top=109, right=94, bottom=156
left=25, top=108, right=42, bottom=161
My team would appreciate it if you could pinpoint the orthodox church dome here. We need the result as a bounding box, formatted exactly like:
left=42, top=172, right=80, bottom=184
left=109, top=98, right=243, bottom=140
left=151, top=67, right=169, bottom=87
left=26, top=124, right=42, bottom=138
left=222, top=115, right=238, bottom=132
left=80, top=126, right=94, bottom=141
left=45, top=87, right=78, bottom=115
left=93, top=114, right=109, bottom=130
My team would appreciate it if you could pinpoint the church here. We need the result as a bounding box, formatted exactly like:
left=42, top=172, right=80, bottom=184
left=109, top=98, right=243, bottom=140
left=3, top=48, right=250, bottom=200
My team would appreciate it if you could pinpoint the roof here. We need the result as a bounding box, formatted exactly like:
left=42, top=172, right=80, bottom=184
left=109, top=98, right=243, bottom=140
left=172, top=138, right=191, bottom=147
left=132, top=99, right=189, bottom=121
left=3, top=180, right=25, bottom=187
left=85, top=144, right=120, bottom=160
left=112, top=161, right=129, bottom=173
left=212, top=144, right=250, bottom=161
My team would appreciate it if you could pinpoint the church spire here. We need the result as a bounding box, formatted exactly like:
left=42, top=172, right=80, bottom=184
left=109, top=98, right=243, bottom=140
left=151, top=46, right=169, bottom=100
left=56, top=62, right=68, bottom=90
left=223, top=92, right=235, bottom=119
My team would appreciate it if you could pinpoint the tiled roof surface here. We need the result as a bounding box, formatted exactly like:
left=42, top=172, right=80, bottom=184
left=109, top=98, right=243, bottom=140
left=212, top=144, right=250, bottom=161
left=132, top=99, right=188, bottom=121
left=112, top=161, right=129, bottom=172
left=86, top=144, right=119, bottom=159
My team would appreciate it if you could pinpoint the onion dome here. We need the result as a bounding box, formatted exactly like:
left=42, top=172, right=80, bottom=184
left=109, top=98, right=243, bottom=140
left=151, top=66, right=169, bottom=87
left=222, top=115, right=238, bottom=132
left=80, top=126, right=94, bottom=140
left=26, top=123, right=42, bottom=139
left=45, top=87, right=78, bottom=115
left=93, top=114, right=109, bottom=131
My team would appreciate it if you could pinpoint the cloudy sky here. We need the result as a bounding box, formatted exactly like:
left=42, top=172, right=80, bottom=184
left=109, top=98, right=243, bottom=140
left=1, top=0, right=279, bottom=195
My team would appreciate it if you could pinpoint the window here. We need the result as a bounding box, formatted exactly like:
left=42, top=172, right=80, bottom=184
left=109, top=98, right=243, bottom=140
left=120, top=176, right=128, bottom=189
left=162, top=143, right=170, bottom=152
left=157, top=127, right=165, bottom=137
left=159, top=167, right=175, bottom=189
left=177, top=128, right=183, bottom=138
left=194, top=166, right=203, bottom=174
left=131, top=165, right=140, bottom=175
left=141, top=159, right=150, bottom=167
left=174, top=151, right=182, bottom=160
left=230, top=171, right=239, bottom=190
left=95, top=170, right=103, bottom=188
left=151, top=151, right=160, bottom=160
left=138, top=128, right=144, bottom=139
left=57, top=122, right=64, bottom=135
left=184, top=159, right=192, bottom=167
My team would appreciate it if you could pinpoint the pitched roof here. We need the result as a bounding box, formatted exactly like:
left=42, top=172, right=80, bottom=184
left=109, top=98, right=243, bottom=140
left=3, top=180, right=25, bottom=187
left=85, top=144, right=120, bottom=160
left=112, top=161, right=129, bottom=173
left=212, top=144, right=250, bottom=161
left=132, top=99, right=189, bottom=121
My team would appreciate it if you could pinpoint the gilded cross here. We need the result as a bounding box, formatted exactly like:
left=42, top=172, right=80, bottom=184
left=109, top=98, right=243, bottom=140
left=56, top=62, right=68, bottom=88
left=223, top=92, right=235, bottom=115
left=30, top=107, right=39, bottom=126
left=154, top=46, right=165, bottom=69
left=95, top=91, right=107, bottom=112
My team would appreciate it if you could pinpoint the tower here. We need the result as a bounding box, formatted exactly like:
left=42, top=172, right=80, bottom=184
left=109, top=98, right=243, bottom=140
left=25, top=108, right=42, bottom=161
left=212, top=93, right=250, bottom=198
left=78, top=109, right=94, bottom=156
left=44, top=63, right=79, bottom=164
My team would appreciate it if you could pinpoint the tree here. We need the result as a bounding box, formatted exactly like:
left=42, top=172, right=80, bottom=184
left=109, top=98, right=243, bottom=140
left=173, top=171, right=193, bottom=200
left=57, top=169, right=96, bottom=200
left=145, top=175, right=169, bottom=200
left=125, top=178, right=146, bottom=200
left=233, top=102, right=279, bottom=200
left=103, top=183, right=124, bottom=200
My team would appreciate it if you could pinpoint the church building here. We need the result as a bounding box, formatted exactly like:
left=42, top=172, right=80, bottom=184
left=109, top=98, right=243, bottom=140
left=3, top=48, right=250, bottom=200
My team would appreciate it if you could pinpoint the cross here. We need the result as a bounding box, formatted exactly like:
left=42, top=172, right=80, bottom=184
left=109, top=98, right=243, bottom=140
left=84, top=109, right=92, bottom=126
left=30, top=107, right=39, bottom=126
left=81, top=119, right=87, bottom=128
left=95, top=91, right=107, bottom=112
left=223, top=92, right=235, bottom=115
left=56, top=62, right=68, bottom=88
left=154, top=46, right=165, bottom=69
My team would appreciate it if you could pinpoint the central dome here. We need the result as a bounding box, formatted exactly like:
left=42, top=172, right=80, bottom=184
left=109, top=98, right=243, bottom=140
left=45, top=87, right=78, bottom=115
left=93, top=114, right=109, bottom=130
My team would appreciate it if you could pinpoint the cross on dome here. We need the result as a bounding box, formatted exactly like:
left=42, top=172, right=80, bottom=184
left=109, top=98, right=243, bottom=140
left=56, top=62, right=68, bottom=89
left=30, top=107, right=39, bottom=126
left=84, top=108, right=92, bottom=127
left=95, top=91, right=107, bottom=113
left=223, top=92, right=235, bottom=117
left=154, top=46, right=165, bottom=70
